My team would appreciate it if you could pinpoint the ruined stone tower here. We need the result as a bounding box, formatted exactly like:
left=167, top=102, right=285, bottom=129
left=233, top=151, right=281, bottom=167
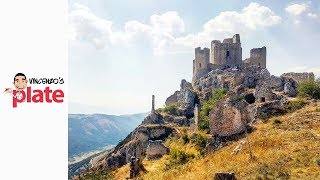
left=243, top=46, right=266, bottom=68
left=192, top=47, right=210, bottom=83
left=211, top=34, right=242, bottom=68
left=192, top=34, right=267, bottom=84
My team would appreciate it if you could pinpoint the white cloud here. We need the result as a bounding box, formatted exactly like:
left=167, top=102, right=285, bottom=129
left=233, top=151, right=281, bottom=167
left=69, top=2, right=281, bottom=54
left=168, top=2, right=281, bottom=53
left=307, top=12, right=318, bottom=18
left=285, top=3, right=308, bottom=16
left=68, top=3, right=113, bottom=49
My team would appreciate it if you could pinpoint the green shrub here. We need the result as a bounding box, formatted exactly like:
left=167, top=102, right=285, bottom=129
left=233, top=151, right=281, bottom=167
left=190, top=133, right=208, bottom=154
left=286, top=99, right=307, bottom=113
left=165, top=149, right=195, bottom=170
left=198, top=88, right=227, bottom=131
left=298, top=80, right=320, bottom=99
left=181, top=134, right=189, bottom=144
left=273, top=119, right=282, bottom=124
left=162, top=103, right=179, bottom=115
left=198, top=119, right=209, bottom=132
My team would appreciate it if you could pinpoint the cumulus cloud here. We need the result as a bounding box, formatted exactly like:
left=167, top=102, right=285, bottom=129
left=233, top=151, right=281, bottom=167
left=69, top=2, right=281, bottom=54
left=285, top=3, right=308, bottom=16
left=284, top=2, right=320, bottom=25
left=68, top=3, right=114, bottom=49
left=172, top=2, right=281, bottom=51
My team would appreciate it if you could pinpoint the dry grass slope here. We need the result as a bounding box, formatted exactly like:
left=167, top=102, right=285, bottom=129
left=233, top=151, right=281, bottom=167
left=113, top=101, right=320, bottom=180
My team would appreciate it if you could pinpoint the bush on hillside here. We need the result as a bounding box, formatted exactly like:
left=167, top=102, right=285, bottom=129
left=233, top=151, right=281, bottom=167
left=285, top=99, right=307, bottom=113
left=162, top=103, right=179, bottom=115
left=190, top=133, right=208, bottom=155
left=298, top=79, right=320, bottom=99
left=164, top=149, right=195, bottom=170
left=198, top=88, right=227, bottom=131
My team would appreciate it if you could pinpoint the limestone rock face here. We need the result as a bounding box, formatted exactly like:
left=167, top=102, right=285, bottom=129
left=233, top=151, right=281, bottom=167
left=209, top=95, right=251, bottom=137
left=105, top=125, right=175, bottom=170
left=254, top=82, right=278, bottom=103
left=177, top=79, right=196, bottom=108
left=165, top=79, right=197, bottom=118
left=146, top=140, right=169, bottom=160
left=163, top=114, right=190, bottom=126
left=268, top=75, right=284, bottom=91
left=142, top=113, right=164, bottom=124
left=283, top=78, right=297, bottom=97
left=165, top=91, right=179, bottom=106
left=260, top=68, right=270, bottom=79
left=247, top=98, right=288, bottom=120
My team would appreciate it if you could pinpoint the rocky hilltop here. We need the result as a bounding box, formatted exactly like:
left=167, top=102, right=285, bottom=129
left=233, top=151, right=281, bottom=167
left=73, top=35, right=318, bottom=180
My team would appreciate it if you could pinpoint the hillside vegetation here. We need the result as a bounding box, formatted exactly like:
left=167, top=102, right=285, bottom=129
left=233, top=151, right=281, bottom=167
left=113, top=100, right=320, bottom=180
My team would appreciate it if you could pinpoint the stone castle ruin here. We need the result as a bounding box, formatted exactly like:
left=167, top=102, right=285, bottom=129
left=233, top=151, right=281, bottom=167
left=193, top=34, right=266, bottom=83
left=82, top=34, right=316, bottom=180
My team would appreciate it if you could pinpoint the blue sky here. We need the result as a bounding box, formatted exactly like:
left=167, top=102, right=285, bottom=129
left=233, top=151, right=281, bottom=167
left=68, top=0, right=320, bottom=115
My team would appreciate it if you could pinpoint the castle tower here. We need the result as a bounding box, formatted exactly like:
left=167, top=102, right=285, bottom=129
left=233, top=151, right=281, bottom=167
left=249, top=46, right=266, bottom=68
left=211, top=34, right=242, bottom=68
left=192, top=47, right=210, bottom=84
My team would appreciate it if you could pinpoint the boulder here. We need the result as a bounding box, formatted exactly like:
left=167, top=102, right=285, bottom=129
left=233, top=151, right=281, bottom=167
left=146, top=140, right=170, bottom=160
left=268, top=75, right=284, bottom=91
left=214, top=172, right=237, bottom=180
left=283, top=78, right=297, bottom=97
left=209, top=95, right=251, bottom=137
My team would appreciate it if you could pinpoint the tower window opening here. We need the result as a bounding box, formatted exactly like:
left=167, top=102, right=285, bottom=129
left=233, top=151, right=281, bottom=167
left=199, top=63, right=201, bottom=68
left=226, top=50, right=230, bottom=57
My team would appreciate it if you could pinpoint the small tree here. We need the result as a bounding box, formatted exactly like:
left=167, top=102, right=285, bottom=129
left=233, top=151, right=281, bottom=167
left=298, top=79, right=320, bottom=99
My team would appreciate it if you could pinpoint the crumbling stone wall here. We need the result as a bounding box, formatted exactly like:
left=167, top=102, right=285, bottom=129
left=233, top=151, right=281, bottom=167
left=243, top=47, right=266, bottom=68
left=281, top=72, right=315, bottom=83
left=211, top=34, right=242, bottom=67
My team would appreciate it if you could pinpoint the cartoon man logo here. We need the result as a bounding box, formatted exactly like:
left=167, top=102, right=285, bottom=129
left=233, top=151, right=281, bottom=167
left=4, top=73, right=28, bottom=100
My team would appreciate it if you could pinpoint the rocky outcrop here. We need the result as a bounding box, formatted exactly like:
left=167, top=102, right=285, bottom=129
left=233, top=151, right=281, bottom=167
left=105, top=125, right=176, bottom=170
left=163, top=114, right=190, bottom=126
left=165, top=79, right=198, bottom=118
left=165, top=91, right=179, bottom=106
left=281, top=72, right=315, bottom=83
left=283, top=78, right=298, bottom=97
left=247, top=98, right=288, bottom=120
left=146, top=140, right=169, bottom=160
left=254, top=82, right=278, bottom=103
left=268, top=75, right=284, bottom=91
left=142, top=112, right=164, bottom=124
left=209, top=94, right=252, bottom=137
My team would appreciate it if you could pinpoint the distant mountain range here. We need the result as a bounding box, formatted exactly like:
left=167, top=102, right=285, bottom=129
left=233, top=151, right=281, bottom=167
left=68, top=113, right=147, bottom=159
